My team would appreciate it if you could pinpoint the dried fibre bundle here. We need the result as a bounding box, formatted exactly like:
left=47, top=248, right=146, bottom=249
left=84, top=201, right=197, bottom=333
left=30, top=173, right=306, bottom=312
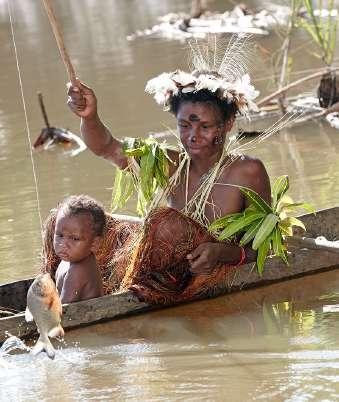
left=119, top=207, right=240, bottom=304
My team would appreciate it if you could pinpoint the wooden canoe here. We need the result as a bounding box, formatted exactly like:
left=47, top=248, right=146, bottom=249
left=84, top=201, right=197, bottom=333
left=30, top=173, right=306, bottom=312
left=1, top=206, right=339, bottom=345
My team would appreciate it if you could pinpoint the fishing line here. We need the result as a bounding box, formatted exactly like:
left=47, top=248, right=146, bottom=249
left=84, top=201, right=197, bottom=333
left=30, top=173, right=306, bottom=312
left=7, top=0, right=44, bottom=238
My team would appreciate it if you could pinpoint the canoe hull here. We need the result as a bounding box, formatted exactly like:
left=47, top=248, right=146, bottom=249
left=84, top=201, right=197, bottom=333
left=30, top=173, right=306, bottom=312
left=1, top=206, right=339, bottom=344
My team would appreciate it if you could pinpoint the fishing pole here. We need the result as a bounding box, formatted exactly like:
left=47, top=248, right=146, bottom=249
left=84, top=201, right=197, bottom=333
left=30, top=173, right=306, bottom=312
left=40, top=0, right=78, bottom=86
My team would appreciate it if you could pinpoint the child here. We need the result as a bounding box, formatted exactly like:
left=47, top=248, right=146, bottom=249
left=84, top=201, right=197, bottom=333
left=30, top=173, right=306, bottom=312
left=54, top=195, right=105, bottom=303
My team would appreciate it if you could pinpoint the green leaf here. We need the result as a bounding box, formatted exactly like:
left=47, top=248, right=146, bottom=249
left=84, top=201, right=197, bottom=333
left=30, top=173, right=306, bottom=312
left=271, top=226, right=288, bottom=266
left=118, top=172, right=134, bottom=208
left=279, top=202, right=316, bottom=215
left=154, top=146, right=169, bottom=188
left=280, top=248, right=289, bottom=265
left=238, top=186, right=272, bottom=214
left=110, top=169, right=136, bottom=212
left=218, top=212, right=265, bottom=241
left=136, top=188, right=147, bottom=216
left=140, top=150, right=155, bottom=202
left=208, top=212, right=244, bottom=232
left=239, top=218, right=264, bottom=246
left=280, top=216, right=306, bottom=231
left=278, top=221, right=293, bottom=237
left=122, top=137, right=137, bottom=152
left=272, top=175, right=289, bottom=209
left=252, top=213, right=279, bottom=250
left=276, top=194, right=294, bottom=213
left=123, top=137, right=146, bottom=157
left=256, top=234, right=272, bottom=276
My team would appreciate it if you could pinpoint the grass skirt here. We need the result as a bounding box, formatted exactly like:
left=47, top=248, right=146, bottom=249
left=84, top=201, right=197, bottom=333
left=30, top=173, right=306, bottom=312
left=41, top=207, right=239, bottom=304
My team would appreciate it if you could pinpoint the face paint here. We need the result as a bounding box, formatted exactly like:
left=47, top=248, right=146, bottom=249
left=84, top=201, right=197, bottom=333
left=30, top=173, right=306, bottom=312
left=188, top=114, right=200, bottom=122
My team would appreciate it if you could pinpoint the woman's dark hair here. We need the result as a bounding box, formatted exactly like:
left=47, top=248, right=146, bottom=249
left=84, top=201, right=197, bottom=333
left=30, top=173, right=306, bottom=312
left=58, top=195, right=106, bottom=236
left=168, top=88, right=237, bottom=121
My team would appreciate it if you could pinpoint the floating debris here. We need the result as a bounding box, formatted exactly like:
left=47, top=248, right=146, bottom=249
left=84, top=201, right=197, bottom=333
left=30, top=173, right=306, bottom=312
left=126, top=4, right=292, bottom=42
left=326, top=112, right=339, bottom=130
left=34, top=92, right=86, bottom=156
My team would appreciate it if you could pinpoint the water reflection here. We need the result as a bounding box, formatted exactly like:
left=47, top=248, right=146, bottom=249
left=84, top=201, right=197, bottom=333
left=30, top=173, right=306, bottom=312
left=2, top=270, right=339, bottom=400
left=1, top=0, right=339, bottom=399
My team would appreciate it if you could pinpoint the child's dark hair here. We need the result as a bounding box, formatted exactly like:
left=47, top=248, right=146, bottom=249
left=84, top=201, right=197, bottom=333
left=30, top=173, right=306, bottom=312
left=168, top=71, right=237, bottom=121
left=57, top=195, right=106, bottom=236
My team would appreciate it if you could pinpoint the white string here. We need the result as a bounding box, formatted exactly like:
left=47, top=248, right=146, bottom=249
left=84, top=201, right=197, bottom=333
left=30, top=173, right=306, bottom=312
left=7, top=0, right=43, bottom=238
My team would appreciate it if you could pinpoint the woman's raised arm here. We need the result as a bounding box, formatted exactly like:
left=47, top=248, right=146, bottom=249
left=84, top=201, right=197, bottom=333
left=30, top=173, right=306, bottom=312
left=67, top=81, right=128, bottom=169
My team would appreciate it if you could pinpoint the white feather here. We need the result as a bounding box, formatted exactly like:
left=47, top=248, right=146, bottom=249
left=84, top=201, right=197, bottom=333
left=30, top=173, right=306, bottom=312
left=144, top=34, right=259, bottom=116
left=195, top=74, right=220, bottom=92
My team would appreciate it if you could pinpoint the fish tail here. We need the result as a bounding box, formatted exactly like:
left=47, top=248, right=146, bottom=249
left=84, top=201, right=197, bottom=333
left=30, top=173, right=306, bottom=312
left=48, top=324, right=64, bottom=338
left=31, top=335, right=55, bottom=360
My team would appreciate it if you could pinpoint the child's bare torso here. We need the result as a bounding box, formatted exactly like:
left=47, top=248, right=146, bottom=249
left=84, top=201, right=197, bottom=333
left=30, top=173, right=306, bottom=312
left=55, top=254, right=104, bottom=303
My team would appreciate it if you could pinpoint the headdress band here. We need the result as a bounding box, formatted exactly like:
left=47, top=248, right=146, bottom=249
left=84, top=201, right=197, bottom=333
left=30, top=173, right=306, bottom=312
left=145, top=70, right=259, bottom=117
left=145, top=35, right=259, bottom=118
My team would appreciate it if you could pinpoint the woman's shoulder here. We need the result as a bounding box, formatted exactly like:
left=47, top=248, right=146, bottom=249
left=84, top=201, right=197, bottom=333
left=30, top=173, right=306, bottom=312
left=234, top=154, right=267, bottom=174
left=224, top=153, right=271, bottom=204
left=222, top=154, right=267, bottom=179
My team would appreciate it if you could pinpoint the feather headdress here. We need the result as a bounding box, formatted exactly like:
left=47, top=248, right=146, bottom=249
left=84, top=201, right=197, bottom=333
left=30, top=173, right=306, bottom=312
left=145, top=35, right=259, bottom=118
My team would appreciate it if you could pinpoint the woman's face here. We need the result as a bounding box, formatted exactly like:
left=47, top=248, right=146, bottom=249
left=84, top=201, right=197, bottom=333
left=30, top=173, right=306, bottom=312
left=176, top=101, right=233, bottom=160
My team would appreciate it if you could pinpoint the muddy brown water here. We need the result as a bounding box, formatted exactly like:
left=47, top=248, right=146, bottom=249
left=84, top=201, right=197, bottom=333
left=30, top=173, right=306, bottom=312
left=1, top=0, right=339, bottom=400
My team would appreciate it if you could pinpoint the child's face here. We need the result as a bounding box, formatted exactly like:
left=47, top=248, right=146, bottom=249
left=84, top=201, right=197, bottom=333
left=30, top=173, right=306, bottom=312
left=53, top=211, right=98, bottom=263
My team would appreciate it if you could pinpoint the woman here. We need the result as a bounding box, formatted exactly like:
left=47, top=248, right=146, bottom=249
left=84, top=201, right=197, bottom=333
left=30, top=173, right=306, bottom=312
left=48, top=41, right=271, bottom=303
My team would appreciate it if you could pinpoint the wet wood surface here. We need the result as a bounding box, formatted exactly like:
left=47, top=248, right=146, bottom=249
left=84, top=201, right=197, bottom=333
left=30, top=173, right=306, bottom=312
left=1, top=206, right=338, bottom=344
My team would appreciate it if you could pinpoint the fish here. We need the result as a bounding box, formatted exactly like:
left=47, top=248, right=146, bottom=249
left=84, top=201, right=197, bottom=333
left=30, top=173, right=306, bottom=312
left=25, top=273, right=64, bottom=359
